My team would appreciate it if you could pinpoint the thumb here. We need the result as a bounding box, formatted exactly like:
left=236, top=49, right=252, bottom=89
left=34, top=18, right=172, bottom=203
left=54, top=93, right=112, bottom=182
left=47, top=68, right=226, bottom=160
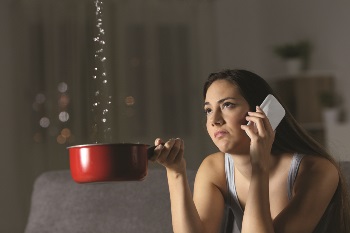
left=154, top=138, right=164, bottom=146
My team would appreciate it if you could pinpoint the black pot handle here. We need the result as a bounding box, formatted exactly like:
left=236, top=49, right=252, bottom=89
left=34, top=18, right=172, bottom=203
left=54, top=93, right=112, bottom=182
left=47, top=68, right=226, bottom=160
left=147, top=143, right=164, bottom=160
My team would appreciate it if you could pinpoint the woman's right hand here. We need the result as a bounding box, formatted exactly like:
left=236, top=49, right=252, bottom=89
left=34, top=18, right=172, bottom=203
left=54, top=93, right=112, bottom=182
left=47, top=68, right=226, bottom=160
left=150, top=138, right=186, bottom=173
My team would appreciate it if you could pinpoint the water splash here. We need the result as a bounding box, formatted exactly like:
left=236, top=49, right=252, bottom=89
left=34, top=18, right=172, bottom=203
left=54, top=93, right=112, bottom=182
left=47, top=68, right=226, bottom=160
left=90, top=0, right=113, bottom=143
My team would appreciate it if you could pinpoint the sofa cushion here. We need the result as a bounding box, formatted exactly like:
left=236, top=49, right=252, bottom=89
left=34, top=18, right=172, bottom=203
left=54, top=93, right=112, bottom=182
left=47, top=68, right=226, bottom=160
left=25, top=169, right=196, bottom=233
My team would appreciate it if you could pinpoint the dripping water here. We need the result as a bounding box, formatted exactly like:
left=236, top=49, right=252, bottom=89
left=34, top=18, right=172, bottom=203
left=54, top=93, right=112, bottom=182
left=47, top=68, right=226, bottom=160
left=90, top=0, right=112, bottom=143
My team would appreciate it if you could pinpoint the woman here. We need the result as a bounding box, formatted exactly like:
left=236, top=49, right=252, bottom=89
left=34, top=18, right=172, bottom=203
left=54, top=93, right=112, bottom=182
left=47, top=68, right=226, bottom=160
left=151, top=69, right=350, bottom=233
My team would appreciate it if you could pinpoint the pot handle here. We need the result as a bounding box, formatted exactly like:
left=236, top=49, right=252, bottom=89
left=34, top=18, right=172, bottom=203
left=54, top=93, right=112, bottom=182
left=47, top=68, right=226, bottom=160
left=147, top=143, right=165, bottom=160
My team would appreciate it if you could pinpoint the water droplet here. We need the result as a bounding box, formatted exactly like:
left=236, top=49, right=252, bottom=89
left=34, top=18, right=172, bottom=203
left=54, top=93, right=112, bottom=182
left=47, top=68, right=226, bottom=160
left=94, top=67, right=98, bottom=71
left=103, top=80, right=107, bottom=84
left=100, top=40, right=105, bottom=45
left=103, top=109, right=109, bottom=114
left=95, top=91, right=100, bottom=96
left=93, top=37, right=99, bottom=41
left=101, top=57, right=106, bottom=62
left=102, top=118, right=106, bottom=123
left=93, top=102, right=99, bottom=107
left=102, top=72, right=106, bottom=76
left=92, top=75, right=97, bottom=79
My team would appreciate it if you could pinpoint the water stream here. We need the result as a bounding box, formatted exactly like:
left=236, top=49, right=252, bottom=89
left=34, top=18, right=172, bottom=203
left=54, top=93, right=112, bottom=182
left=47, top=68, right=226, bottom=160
left=90, top=0, right=112, bottom=143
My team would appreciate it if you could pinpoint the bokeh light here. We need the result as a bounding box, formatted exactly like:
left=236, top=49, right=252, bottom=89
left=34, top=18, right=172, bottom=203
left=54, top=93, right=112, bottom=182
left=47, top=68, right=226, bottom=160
left=56, top=135, right=66, bottom=144
left=125, top=96, right=135, bottom=106
left=58, top=94, right=70, bottom=108
left=39, top=117, right=50, bottom=128
left=58, top=82, right=68, bottom=93
left=59, top=111, right=69, bottom=122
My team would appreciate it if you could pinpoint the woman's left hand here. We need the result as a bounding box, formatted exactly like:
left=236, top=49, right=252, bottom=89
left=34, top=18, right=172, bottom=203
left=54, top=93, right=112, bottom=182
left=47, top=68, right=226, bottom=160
left=240, top=106, right=275, bottom=171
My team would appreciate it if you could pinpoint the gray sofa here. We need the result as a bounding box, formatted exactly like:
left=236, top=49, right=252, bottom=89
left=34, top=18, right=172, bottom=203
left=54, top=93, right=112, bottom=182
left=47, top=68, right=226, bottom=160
left=25, top=162, right=350, bottom=233
left=24, top=169, right=196, bottom=233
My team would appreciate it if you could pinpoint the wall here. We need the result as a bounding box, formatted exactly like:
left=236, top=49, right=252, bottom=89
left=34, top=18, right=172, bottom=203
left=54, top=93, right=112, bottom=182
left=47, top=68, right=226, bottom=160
left=214, top=0, right=350, bottom=161
left=213, top=0, right=267, bottom=75
left=0, top=1, right=27, bottom=232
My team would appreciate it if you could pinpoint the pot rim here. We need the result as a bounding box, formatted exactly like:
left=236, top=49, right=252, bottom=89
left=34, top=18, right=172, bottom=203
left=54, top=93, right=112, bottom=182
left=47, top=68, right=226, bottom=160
left=67, top=142, right=150, bottom=149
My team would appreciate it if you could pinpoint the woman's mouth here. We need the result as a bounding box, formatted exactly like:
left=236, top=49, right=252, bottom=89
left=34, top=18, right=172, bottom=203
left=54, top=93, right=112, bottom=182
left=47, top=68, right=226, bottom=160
left=214, top=130, right=228, bottom=138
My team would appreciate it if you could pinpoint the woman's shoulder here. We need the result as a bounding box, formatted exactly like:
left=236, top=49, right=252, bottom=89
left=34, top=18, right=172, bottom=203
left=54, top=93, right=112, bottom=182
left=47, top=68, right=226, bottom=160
left=295, top=154, right=339, bottom=191
left=196, top=152, right=227, bottom=191
left=199, top=152, right=226, bottom=172
left=299, top=154, right=338, bottom=175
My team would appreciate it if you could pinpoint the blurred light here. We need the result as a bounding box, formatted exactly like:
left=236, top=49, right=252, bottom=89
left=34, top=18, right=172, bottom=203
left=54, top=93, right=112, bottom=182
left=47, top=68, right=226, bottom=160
left=58, top=82, right=68, bottom=93
left=59, top=111, right=69, bottom=122
left=33, top=132, right=43, bottom=143
left=125, top=96, right=135, bottom=106
left=56, top=135, right=66, bottom=144
left=39, top=117, right=50, bottom=128
left=58, top=94, right=70, bottom=108
left=61, top=128, right=71, bottom=138
left=35, top=93, right=46, bottom=104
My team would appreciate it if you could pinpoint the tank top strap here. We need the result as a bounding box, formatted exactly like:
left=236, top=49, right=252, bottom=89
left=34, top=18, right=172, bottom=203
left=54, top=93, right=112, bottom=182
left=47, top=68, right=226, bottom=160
left=287, top=153, right=305, bottom=200
left=225, top=153, right=243, bottom=231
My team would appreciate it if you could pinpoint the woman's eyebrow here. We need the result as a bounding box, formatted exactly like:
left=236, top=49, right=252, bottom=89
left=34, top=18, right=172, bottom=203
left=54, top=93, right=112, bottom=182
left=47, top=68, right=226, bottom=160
left=204, top=97, right=238, bottom=107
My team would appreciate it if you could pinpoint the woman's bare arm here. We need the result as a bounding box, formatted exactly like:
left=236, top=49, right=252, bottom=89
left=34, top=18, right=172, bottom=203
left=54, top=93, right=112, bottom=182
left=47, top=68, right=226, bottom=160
left=273, top=156, right=339, bottom=233
left=241, top=107, right=339, bottom=233
left=153, top=138, right=225, bottom=233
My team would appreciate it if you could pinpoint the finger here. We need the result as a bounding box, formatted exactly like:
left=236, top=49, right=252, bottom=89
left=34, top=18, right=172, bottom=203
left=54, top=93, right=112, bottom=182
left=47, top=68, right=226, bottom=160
left=167, top=138, right=182, bottom=163
left=247, top=106, right=272, bottom=135
left=246, top=115, right=266, bottom=135
left=241, top=124, right=259, bottom=140
left=154, top=138, right=164, bottom=146
left=157, top=138, right=176, bottom=163
left=256, top=106, right=274, bottom=133
left=149, top=143, right=164, bottom=162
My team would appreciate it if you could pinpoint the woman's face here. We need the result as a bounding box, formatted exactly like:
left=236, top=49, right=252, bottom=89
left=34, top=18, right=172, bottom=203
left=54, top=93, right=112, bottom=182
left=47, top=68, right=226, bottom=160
left=204, top=79, right=251, bottom=154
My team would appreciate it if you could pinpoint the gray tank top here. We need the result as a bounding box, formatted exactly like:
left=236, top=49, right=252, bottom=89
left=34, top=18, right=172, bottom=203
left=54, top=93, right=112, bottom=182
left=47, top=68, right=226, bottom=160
left=223, top=153, right=331, bottom=233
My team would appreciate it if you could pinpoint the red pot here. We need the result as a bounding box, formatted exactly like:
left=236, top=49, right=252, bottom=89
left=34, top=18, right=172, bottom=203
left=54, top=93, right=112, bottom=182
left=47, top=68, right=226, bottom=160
left=68, top=143, right=155, bottom=183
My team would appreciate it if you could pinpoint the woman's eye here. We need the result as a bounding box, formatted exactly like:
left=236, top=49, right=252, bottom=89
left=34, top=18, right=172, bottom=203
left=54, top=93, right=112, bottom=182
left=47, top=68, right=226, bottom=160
left=222, top=102, right=235, bottom=109
left=204, top=108, right=212, bottom=115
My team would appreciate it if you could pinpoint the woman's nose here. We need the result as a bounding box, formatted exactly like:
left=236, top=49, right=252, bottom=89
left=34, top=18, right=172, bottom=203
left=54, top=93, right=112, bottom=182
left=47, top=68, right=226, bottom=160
left=211, top=111, right=224, bottom=126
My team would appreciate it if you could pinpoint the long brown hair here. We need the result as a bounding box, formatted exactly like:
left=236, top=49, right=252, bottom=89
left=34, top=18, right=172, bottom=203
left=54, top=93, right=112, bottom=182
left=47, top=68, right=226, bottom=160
left=203, top=69, right=350, bottom=232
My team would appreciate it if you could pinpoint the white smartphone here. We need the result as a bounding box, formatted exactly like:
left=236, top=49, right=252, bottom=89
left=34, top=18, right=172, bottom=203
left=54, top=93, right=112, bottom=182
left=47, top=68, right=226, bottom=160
left=248, top=94, right=285, bottom=131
